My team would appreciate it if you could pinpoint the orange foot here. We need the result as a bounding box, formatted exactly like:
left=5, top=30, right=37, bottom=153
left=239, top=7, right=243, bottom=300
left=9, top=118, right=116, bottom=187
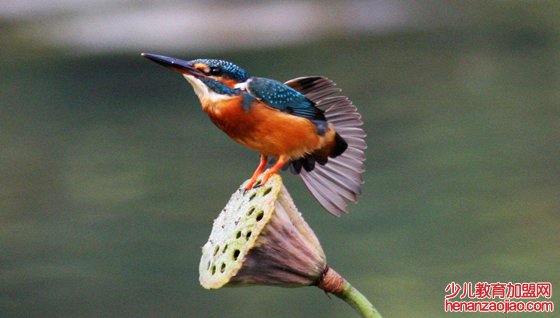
left=245, top=155, right=268, bottom=190
left=244, top=155, right=288, bottom=190
left=258, top=169, right=275, bottom=187
left=249, top=155, right=287, bottom=189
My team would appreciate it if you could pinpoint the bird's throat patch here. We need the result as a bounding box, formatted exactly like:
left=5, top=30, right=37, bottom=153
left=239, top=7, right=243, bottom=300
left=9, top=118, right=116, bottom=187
left=183, top=75, right=238, bottom=107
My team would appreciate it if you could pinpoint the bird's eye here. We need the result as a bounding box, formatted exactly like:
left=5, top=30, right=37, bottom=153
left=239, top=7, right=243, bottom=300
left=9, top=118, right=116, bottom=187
left=209, top=66, right=222, bottom=76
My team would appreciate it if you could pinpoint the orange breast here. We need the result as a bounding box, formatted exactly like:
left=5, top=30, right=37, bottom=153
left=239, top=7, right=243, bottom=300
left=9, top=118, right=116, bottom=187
left=203, top=98, right=331, bottom=159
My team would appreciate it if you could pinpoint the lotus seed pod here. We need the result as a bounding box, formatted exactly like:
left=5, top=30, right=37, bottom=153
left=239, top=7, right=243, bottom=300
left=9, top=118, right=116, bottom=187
left=199, top=174, right=327, bottom=289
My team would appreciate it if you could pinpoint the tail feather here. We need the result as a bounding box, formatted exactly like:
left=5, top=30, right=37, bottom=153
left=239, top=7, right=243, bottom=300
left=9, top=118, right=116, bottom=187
left=289, top=160, right=302, bottom=174
left=332, top=133, right=348, bottom=157
left=285, top=76, right=366, bottom=216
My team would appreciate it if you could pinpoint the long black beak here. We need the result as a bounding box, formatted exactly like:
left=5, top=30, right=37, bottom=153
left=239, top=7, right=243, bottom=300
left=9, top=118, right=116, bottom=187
left=141, top=53, right=203, bottom=76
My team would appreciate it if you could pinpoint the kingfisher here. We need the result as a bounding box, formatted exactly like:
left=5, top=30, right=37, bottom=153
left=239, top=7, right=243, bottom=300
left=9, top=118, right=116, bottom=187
left=141, top=53, right=366, bottom=216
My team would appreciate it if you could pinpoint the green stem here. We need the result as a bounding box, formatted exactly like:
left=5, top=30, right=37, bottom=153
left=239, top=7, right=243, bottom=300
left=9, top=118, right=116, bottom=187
left=335, top=280, right=382, bottom=318
left=317, top=267, right=382, bottom=318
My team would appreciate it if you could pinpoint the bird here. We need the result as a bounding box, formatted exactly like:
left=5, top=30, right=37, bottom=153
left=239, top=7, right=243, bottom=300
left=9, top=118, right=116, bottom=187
left=141, top=53, right=366, bottom=216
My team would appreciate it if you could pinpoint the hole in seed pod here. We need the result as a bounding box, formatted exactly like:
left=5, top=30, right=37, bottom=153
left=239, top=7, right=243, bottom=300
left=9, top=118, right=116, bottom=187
left=220, top=263, right=226, bottom=273
left=249, top=193, right=257, bottom=201
left=213, top=245, right=220, bottom=256
left=246, top=231, right=252, bottom=239
left=263, top=187, right=272, bottom=196
left=254, top=180, right=261, bottom=187
left=247, top=206, right=255, bottom=216
left=233, top=249, right=240, bottom=261
left=256, top=210, right=264, bottom=222
left=236, top=231, right=241, bottom=239
left=222, top=244, right=228, bottom=253
left=211, top=265, right=216, bottom=275
left=206, top=261, right=211, bottom=270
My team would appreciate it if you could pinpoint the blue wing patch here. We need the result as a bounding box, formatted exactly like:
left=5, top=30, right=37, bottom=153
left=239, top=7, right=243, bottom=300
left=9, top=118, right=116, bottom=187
left=246, top=77, right=326, bottom=122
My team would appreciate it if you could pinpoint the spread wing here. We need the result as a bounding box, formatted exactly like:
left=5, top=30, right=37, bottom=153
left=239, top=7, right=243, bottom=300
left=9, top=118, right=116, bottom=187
left=245, top=77, right=326, bottom=122
left=285, top=76, right=367, bottom=216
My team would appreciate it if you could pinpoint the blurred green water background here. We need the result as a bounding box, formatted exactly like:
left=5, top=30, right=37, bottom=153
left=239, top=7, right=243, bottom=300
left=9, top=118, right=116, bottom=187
left=1, top=1, right=559, bottom=317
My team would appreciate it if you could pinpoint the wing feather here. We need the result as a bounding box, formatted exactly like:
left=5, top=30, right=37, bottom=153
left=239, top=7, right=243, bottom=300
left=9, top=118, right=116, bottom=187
left=245, top=77, right=326, bottom=121
left=285, top=76, right=367, bottom=216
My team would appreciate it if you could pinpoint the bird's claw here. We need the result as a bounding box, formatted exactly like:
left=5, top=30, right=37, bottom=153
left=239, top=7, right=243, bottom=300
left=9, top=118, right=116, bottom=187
left=243, top=179, right=262, bottom=192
